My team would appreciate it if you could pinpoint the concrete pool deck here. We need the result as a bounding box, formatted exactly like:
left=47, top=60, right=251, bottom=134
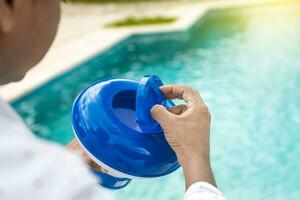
left=0, top=0, right=297, bottom=101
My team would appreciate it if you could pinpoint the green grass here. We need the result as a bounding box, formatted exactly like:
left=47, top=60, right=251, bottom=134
left=106, top=16, right=177, bottom=27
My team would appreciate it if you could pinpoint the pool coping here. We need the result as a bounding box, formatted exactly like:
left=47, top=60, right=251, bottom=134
left=1, top=0, right=298, bottom=102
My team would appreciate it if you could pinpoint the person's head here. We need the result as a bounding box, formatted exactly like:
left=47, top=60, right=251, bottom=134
left=0, top=0, right=61, bottom=85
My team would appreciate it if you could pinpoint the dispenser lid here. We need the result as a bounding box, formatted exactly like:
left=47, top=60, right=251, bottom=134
left=136, top=75, right=165, bottom=133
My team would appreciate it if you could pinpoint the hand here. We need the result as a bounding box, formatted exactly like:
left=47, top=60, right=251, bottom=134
left=67, top=139, right=107, bottom=173
left=151, top=85, right=215, bottom=188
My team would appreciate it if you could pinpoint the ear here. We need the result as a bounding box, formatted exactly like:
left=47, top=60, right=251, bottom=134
left=0, top=0, right=14, bottom=33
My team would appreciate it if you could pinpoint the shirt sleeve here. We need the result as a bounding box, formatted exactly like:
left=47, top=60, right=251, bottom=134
left=0, top=99, right=115, bottom=200
left=183, top=182, right=227, bottom=200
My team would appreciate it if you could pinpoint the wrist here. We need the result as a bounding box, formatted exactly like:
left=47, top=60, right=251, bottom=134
left=177, top=151, right=210, bottom=168
left=177, top=152, right=215, bottom=189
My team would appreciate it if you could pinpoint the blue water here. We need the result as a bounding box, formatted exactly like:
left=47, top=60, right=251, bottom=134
left=13, top=3, right=300, bottom=200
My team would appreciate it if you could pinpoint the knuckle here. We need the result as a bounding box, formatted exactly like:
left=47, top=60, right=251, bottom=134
left=185, top=86, right=194, bottom=93
left=201, top=104, right=209, bottom=113
left=195, top=104, right=210, bottom=115
left=193, top=89, right=200, bottom=95
left=201, top=105, right=211, bottom=118
left=151, top=106, right=162, bottom=115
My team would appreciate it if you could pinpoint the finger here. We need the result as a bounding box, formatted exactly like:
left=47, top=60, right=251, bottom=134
left=167, top=104, right=188, bottom=115
left=160, top=85, right=204, bottom=107
left=66, top=139, right=77, bottom=148
left=90, top=161, right=108, bottom=173
left=151, top=105, right=174, bottom=126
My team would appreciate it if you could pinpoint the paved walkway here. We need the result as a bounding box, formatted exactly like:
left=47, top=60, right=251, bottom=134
left=0, top=0, right=292, bottom=101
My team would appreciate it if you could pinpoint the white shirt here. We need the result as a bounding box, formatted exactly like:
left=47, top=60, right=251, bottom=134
left=0, top=97, right=226, bottom=200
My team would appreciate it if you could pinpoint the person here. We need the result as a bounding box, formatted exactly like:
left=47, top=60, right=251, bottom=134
left=0, top=0, right=227, bottom=200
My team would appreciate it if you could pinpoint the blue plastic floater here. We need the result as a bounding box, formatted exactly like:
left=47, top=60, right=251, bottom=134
left=71, top=75, right=179, bottom=189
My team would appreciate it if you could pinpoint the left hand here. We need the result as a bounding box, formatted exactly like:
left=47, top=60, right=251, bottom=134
left=67, top=139, right=107, bottom=173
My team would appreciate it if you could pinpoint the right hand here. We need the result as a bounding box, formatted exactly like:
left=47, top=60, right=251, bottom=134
left=150, top=85, right=211, bottom=167
left=151, top=85, right=215, bottom=188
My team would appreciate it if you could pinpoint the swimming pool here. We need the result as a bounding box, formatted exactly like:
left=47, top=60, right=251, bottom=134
left=12, top=3, right=300, bottom=200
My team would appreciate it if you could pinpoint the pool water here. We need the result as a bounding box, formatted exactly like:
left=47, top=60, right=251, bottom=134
left=13, top=3, right=300, bottom=200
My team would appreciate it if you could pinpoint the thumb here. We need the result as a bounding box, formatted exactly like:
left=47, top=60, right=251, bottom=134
left=151, top=105, right=173, bottom=126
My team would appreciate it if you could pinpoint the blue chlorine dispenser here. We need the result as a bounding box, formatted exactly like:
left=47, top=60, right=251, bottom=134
left=71, top=75, right=180, bottom=190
